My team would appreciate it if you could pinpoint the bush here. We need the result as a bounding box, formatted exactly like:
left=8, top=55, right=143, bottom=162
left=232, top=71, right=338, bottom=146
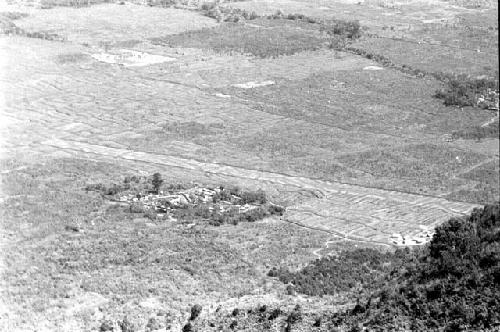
left=85, top=183, right=129, bottom=195
left=182, top=322, right=193, bottom=332
left=129, top=203, right=146, bottom=214
left=190, top=304, right=203, bottom=320
left=240, top=189, right=267, bottom=205
left=200, top=2, right=214, bottom=11
left=212, top=188, right=233, bottom=203
left=151, top=172, right=163, bottom=194
left=319, top=19, right=361, bottom=50
left=268, top=308, right=282, bottom=320
left=321, top=20, right=361, bottom=39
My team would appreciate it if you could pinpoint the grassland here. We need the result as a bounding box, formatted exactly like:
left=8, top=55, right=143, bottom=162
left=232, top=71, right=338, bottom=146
left=151, top=20, right=325, bottom=58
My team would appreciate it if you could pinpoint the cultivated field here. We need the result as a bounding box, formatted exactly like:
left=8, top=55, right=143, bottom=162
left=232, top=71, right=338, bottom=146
left=0, top=0, right=498, bottom=330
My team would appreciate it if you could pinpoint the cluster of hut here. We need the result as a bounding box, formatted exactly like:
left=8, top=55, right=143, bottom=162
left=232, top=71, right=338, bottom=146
left=118, top=186, right=259, bottom=214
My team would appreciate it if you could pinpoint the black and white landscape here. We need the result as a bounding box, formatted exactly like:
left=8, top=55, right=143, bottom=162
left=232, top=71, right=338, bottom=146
left=0, top=0, right=498, bottom=331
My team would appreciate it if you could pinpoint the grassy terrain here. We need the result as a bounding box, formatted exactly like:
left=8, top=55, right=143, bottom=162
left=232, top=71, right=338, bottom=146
left=451, top=120, right=499, bottom=141
left=0, top=158, right=333, bottom=331
left=118, top=64, right=496, bottom=201
left=350, top=37, right=498, bottom=78
left=448, top=159, right=500, bottom=204
left=151, top=20, right=325, bottom=58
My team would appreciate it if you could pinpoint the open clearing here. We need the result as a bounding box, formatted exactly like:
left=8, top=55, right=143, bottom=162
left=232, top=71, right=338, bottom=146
left=0, top=0, right=498, bottom=330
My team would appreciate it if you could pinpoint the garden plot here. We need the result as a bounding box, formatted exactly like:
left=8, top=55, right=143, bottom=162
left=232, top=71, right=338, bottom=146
left=285, top=191, right=477, bottom=246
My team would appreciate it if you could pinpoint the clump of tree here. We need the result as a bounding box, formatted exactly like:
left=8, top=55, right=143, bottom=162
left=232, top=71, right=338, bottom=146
left=151, top=172, right=164, bottom=194
left=212, top=186, right=268, bottom=205
left=434, top=75, right=499, bottom=108
left=208, top=204, right=284, bottom=226
left=200, top=2, right=258, bottom=22
left=320, top=19, right=362, bottom=49
left=85, top=173, right=162, bottom=196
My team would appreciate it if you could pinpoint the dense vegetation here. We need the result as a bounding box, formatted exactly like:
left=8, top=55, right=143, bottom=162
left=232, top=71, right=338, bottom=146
left=268, top=248, right=406, bottom=296
left=435, top=75, right=499, bottom=108
left=267, top=204, right=499, bottom=331
left=331, top=203, right=500, bottom=331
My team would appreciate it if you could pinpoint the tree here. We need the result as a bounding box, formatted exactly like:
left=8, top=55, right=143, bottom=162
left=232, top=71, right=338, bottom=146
left=190, top=304, right=202, bottom=321
left=152, top=172, right=163, bottom=194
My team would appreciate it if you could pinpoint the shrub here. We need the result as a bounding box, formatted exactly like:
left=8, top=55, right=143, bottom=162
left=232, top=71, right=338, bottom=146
left=123, top=175, right=141, bottom=184
left=182, top=322, right=193, bottom=332
left=200, top=2, right=214, bottom=11
left=319, top=19, right=361, bottom=50
left=267, top=204, right=285, bottom=216
left=240, top=189, right=267, bottom=205
left=288, top=305, right=302, bottom=324
left=166, top=183, right=187, bottom=192
left=85, top=183, right=129, bottom=195
left=268, top=308, right=282, bottom=320
left=212, top=188, right=233, bottom=203
left=118, top=316, right=134, bottom=332
left=129, top=203, right=146, bottom=214
left=190, top=304, right=203, bottom=320
left=270, top=9, right=284, bottom=19
left=151, top=172, right=164, bottom=194
left=321, top=20, right=361, bottom=39
left=85, top=183, right=107, bottom=192
left=99, top=320, right=114, bottom=332
left=287, top=13, right=305, bottom=20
